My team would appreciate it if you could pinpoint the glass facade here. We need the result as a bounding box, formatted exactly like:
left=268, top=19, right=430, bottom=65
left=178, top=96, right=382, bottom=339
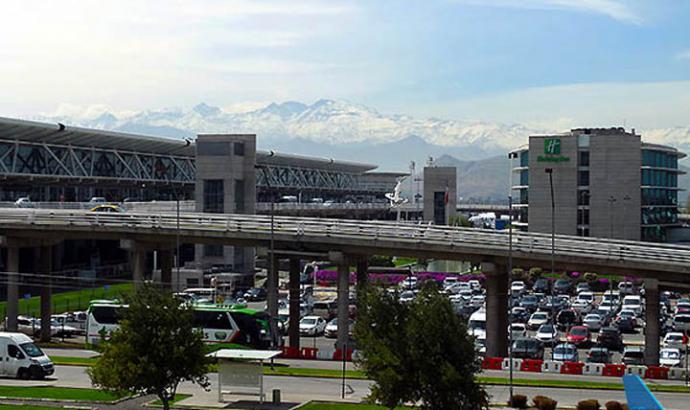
left=203, top=180, right=224, bottom=213
left=520, top=150, right=529, bottom=167
left=520, top=170, right=529, bottom=186
left=643, top=149, right=678, bottom=169
left=641, top=169, right=678, bottom=187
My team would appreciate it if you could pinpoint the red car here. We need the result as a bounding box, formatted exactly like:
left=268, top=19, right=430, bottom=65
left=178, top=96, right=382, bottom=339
left=566, top=326, right=591, bottom=346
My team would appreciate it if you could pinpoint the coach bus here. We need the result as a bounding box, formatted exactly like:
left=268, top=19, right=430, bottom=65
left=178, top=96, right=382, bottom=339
left=86, top=300, right=280, bottom=349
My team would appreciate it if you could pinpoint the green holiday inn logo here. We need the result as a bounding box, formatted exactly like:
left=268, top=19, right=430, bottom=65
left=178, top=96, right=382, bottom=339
left=538, top=138, right=569, bottom=163
left=544, top=138, right=561, bottom=155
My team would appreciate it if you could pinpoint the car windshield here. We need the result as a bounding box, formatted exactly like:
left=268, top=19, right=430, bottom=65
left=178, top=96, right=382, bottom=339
left=571, top=327, right=587, bottom=336
left=513, top=340, right=535, bottom=349
left=554, top=346, right=574, bottom=355
left=469, top=320, right=486, bottom=330
left=533, top=313, right=547, bottom=320
left=667, top=334, right=682, bottom=341
left=625, top=351, right=644, bottom=359
left=675, top=316, right=690, bottom=323
left=20, top=342, right=44, bottom=358
left=586, top=315, right=600, bottom=321
left=539, top=325, right=554, bottom=333
left=329, top=319, right=338, bottom=325
left=301, top=318, right=316, bottom=325
left=662, top=350, right=680, bottom=359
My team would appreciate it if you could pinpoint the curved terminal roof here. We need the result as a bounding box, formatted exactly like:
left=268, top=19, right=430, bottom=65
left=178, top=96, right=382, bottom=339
left=0, top=116, right=377, bottom=173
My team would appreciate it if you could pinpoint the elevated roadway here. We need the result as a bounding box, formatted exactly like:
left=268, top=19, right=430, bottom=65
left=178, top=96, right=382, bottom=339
left=2, top=208, right=689, bottom=363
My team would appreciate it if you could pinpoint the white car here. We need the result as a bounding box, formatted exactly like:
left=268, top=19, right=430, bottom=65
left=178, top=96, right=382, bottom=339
left=622, top=295, right=643, bottom=316
left=602, top=290, right=621, bottom=305
left=509, top=323, right=528, bottom=340
left=673, top=314, right=690, bottom=332
left=576, top=291, right=595, bottom=305
left=324, top=318, right=354, bottom=339
left=400, top=277, right=419, bottom=290
left=299, top=316, right=327, bottom=336
left=14, top=197, right=34, bottom=208
left=399, top=291, right=416, bottom=303
left=571, top=299, right=593, bottom=314
left=535, top=323, right=559, bottom=345
left=663, top=332, right=686, bottom=348
left=511, top=281, right=526, bottom=295
left=528, top=311, right=550, bottom=330
left=468, top=280, right=481, bottom=292
left=618, top=281, right=635, bottom=295
left=442, top=276, right=461, bottom=289
left=660, top=348, right=682, bottom=367
left=598, top=300, right=618, bottom=315
left=583, top=313, right=604, bottom=331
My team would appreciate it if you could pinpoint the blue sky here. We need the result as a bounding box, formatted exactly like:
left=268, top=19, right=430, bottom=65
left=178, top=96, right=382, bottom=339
left=2, top=0, right=690, bottom=129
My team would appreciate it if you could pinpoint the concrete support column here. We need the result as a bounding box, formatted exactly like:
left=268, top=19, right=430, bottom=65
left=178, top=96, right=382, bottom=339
left=132, top=247, right=146, bottom=287
left=159, top=249, right=173, bottom=289
left=355, top=258, right=368, bottom=291
left=336, top=255, right=350, bottom=351
left=484, top=261, right=508, bottom=358
left=5, top=245, right=20, bottom=332
left=266, top=254, right=279, bottom=318
left=38, top=246, right=53, bottom=342
left=288, top=258, right=301, bottom=349
left=644, top=278, right=660, bottom=366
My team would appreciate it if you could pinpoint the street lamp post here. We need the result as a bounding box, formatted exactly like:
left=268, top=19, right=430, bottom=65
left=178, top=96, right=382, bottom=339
left=256, top=164, right=276, bottom=317
left=545, top=168, right=555, bottom=276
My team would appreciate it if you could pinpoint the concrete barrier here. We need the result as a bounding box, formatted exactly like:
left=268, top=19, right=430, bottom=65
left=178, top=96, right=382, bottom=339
left=541, top=360, right=562, bottom=373
left=582, top=363, right=604, bottom=376
left=625, top=365, right=646, bottom=377
left=316, top=349, right=333, bottom=360
left=501, top=358, right=523, bottom=371
left=668, top=367, right=687, bottom=380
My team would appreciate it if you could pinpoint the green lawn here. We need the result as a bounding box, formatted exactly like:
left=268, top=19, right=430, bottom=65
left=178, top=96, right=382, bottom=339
left=0, top=406, right=66, bottom=410
left=0, top=283, right=132, bottom=317
left=0, top=386, right=123, bottom=402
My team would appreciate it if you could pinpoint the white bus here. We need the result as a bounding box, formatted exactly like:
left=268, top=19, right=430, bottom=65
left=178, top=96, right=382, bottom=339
left=86, top=301, right=279, bottom=349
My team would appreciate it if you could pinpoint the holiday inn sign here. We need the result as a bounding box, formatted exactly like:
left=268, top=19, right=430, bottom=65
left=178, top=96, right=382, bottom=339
left=538, top=138, right=570, bottom=163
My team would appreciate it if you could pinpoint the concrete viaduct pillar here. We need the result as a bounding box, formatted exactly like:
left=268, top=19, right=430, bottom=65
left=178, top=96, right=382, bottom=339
left=330, top=251, right=351, bottom=350
left=484, top=261, right=508, bottom=358
left=158, top=249, right=173, bottom=290
left=38, top=246, right=53, bottom=342
left=288, top=257, right=301, bottom=349
left=355, top=258, right=368, bottom=290
left=266, top=254, right=279, bottom=318
left=644, top=278, right=660, bottom=366
left=5, top=244, right=19, bottom=332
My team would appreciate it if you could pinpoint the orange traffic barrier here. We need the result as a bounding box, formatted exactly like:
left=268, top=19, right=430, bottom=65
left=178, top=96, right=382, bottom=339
left=560, top=361, right=585, bottom=375
left=482, top=357, right=504, bottom=370
left=602, top=364, right=626, bottom=377
left=520, top=359, right=544, bottom=372
left=645, top=366, right=669, bottom=380
left=300, top=347, right=318, bottom=360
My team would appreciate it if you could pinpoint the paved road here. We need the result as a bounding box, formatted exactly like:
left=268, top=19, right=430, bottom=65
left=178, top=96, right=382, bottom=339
left=3, top=365, right=688, bottom=409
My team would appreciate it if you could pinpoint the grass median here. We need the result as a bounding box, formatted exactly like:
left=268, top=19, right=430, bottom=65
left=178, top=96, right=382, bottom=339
left=0, top=386, right=124, bottom=402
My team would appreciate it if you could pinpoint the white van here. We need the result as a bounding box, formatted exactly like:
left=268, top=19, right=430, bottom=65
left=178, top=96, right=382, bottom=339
left=0, top=332, right=54, bottom=379
left=468, top=309, right=487, bottom=339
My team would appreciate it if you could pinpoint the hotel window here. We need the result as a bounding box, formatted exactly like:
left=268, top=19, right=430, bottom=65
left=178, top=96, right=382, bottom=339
left=203, top=180, right=224, bottom=213
left=578, top=170, right=589, bottom=186
left=578, top=151, right=589, bottom=167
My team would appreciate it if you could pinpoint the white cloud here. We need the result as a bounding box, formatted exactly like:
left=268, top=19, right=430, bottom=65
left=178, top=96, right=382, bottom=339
left=675, top=50, right=690, bottom=60
left=455, top=0, right=642, bottom=24
left=416, top=81, right=690, bottom=129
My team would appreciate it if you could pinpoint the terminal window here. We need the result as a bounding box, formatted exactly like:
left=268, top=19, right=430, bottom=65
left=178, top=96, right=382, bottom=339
left=204, top=179, right=224, bottom=213
left=433, top=192, right=446, bottom=225
left=234, top=142, right=245, bottom=156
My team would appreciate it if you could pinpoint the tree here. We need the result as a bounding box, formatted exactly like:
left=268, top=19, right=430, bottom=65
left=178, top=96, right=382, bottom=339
left=355, top=283, right=488, bottom=409
left=88, top=284, right=211, bottom=410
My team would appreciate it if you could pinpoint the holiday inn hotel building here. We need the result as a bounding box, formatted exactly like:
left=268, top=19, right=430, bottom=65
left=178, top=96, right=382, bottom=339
left=510, top=128, right=686, bottom=242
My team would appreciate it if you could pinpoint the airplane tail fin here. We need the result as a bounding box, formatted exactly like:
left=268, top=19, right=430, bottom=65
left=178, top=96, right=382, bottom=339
left=623, top=374, right=664, bottom=410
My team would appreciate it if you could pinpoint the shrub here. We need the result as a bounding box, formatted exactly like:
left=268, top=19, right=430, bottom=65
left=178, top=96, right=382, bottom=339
left=604, top=401, right=624, bottom=410
left=532, top=395, right=558, bottom=410
left=512, top=268, right=525, bottom=279
left=508, top=394, right=528, bottom=409
left=577, top=399, right=601, bottom=410
left=528, top=267, right=542, bottom=279
left=584, top=272, right=598, bottom=283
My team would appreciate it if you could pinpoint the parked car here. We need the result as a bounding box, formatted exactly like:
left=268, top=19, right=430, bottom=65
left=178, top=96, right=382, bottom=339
left=615, top=316, right=636, bottom=334
left=553, top=279, right=573, bottom=295
left=312, top=300, right=338, bottom=320
left=88, top=196, right=107, bottom=205
left=509, top=323, right=528, bottom=340
left=660, top=348, right=682, bottom=367
left=622, top=295, right=643, bottom=316
left=535, top=324, right=559, bottom=346
left=533, top=278, right=551, bottom=293
left=618, top=281, right=635, bottom=295
left=576, top=282, right=591, bottom=294
left=400, top=277, right=419, bottom=290
left=615, top=310, right=639, bottom=328
left=622, top=346, right=645, bottom=366
left=511, top=281, right=527, bottom=295
left=299, top=316, right=327, bottom=336
left=511, top=339, right=544, bottom=360
left=528, top=311, right=551, bottom=330
left=510, top=307, right=529, bottom=323
left=673, top=314, right=690, bottom=332
left=571, top=299, right=593, bottom=315
left=552, top=343, right=579, bottom=362
left=399, top=291, right=416, bottom=303
left=586, top=347, right=611, bottom=364
left=662, top=332, right=688, bottom=348
left=597, top=327, right=624, bottom=352
left=14, top=197, right=34, bottom=208
left=324, top=318, right=354, bottom=338
left=519, top=295, right=541, bottom=312
left=583, top=313, right=604, bottom=331
left=243, top=287, right=267, bottom=301
left=566, top=325, right=591, bottom=347
left=556, top=309, right=579, bottom=330
left=576, top=291, right=595, bottom=305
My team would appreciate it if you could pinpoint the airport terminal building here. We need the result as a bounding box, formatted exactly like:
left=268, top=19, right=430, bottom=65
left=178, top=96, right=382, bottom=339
left=510, top=127, right=686, bottom=242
